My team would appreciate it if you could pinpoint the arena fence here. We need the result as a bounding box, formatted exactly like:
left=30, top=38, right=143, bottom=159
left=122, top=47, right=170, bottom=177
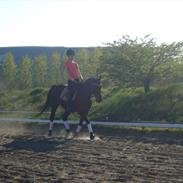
left=0, top=110, right=183, bottom=128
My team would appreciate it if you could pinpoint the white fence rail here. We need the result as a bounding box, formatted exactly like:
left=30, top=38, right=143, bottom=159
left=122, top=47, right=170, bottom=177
left=0, top=117, right=183, bottom=129
left=0, top=110, right=183, bottom=128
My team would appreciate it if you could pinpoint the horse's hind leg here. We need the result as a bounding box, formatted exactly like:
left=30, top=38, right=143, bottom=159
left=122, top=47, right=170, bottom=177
left=84, top=116, right=95, bottom=140
left=76, top=116, right=84, bottom=134
left=62, top=111, right=71, bottom=133
left=48, top=106, right=57, bottom=136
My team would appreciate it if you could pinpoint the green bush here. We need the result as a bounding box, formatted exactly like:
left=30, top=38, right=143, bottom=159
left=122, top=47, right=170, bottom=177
left=90, top=84, right=183, bottom=123
left=30, top=88, right=48, bottom=103
left=1, top=84, right=183, bottom=123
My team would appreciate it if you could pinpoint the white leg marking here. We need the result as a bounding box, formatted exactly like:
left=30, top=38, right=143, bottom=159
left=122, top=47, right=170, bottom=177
left=76, top=125, right=82, bottom=133
left=49, top=121, right=54, bottom=131
left=87, top=123, right=93, bottom=133
left=64, top=122, right=70, bottom=130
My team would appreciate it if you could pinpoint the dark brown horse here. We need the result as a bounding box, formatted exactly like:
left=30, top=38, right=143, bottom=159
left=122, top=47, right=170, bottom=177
left=41, top=77, right=102, bottom=140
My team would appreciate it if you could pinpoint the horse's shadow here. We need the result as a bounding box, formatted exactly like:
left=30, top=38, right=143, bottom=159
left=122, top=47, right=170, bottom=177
left=3, top=136, right=68, bottom=153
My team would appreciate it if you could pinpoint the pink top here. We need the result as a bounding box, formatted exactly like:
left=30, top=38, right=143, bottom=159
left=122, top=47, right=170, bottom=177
left=64, top=60, right=81, bottom=80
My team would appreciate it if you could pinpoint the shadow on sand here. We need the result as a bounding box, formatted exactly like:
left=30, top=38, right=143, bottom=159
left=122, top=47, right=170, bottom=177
left=3, top=136, right=68, bottom=153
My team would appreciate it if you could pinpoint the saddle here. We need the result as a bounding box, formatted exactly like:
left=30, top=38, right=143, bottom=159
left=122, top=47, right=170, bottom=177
left=60, top=86, right=77, bottom=101
left=60, top=86, right=69, bottom=101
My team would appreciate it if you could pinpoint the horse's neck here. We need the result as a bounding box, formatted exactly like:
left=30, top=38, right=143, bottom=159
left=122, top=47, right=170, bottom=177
left=79, top=84, right=92, bottom=100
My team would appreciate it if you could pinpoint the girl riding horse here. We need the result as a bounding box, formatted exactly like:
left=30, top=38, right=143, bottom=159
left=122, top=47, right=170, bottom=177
left=64, top=49, right=84, bottom=112
left=41, top=77, right=102, bottom=140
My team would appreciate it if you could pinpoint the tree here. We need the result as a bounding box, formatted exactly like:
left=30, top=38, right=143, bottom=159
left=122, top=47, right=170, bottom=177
left=33, top=55, right=48, bottom=87
left=78, top=48, right=91, bottom=78
left=99, top=35, right=183, bottom=92
left=49, top=52, right=63, bottom=85
left=77, top=48, right=102, bottom=78
left=0, top=60, right=5, bottom=90
left=90, top=47, right=102, bottom=77
left=17, top=55, right=32, bottom=89
left=154, top=57, right=183, bottom=86
left=2, top=52, right=17, bottom=89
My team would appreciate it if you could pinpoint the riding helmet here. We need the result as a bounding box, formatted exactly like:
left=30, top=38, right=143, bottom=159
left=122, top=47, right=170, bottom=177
left=66, top=49, right=75, bottom=56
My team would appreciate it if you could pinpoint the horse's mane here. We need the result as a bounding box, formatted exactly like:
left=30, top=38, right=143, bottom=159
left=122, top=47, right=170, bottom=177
left=84, top=77, right=99, bottom=85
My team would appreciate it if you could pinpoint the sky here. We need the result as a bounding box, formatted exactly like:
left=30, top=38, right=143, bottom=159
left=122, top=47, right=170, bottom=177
left=0, top=0, right=183, bottom=47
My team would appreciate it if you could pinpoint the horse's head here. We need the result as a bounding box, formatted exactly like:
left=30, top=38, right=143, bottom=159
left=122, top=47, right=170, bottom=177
left=85, top=77, right=102, bottom=103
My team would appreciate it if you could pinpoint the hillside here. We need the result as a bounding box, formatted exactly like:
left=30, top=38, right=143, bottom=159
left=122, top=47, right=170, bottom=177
left=0, top=46, right=89, bottom=64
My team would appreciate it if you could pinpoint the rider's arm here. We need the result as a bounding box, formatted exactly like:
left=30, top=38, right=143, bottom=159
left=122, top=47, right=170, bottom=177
left=76, top=63, right=84, bottom=81
left=80, top=72, right=84, bottom=81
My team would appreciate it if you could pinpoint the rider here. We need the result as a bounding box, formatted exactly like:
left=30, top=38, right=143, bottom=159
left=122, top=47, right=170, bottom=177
left=64, top=49, right=84, bottom=112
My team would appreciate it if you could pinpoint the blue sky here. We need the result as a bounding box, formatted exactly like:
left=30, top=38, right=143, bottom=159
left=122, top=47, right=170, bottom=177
left=0, top=0, right=183, bottom=47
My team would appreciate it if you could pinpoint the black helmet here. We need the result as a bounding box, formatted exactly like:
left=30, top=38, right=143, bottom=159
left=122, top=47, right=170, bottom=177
left=66, top=49, right=75, bottom=56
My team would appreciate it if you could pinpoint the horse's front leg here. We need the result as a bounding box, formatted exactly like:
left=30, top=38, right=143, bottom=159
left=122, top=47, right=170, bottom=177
left=48, top=106, right=57, bottom=136
left=84, top=116, right=95, bottom=140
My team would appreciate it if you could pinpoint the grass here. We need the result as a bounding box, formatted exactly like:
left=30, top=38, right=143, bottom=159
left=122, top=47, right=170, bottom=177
left=95, top=124, right=183, bottom=132
left=1, top=84, right=183, bottom=123
left=90, top=84, right=183, bottom=123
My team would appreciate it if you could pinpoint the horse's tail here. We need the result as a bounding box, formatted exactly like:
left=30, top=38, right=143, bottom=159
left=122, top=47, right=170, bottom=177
left=39, top=85, right=56, bottom=115
left=39, top=84, right=65, bottom=115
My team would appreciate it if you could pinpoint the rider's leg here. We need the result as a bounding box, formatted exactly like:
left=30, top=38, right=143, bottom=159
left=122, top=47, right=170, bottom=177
left=66, top=81, right=75, bottom=112
left=67, top=92, right=74, bottom=111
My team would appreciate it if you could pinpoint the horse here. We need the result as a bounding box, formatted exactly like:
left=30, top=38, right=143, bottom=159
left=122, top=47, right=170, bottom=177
left=40, top=77, right=102, bottom=140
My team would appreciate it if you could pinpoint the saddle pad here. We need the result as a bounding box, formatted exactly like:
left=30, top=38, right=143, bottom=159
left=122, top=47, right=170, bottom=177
left=60, top=87, right=69, bottom=101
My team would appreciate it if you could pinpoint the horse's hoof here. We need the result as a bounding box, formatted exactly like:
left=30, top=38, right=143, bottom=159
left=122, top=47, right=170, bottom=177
left=66, top=131, right=73, bottom=140
left=90, top=133, right=95, bottom=140
left=73, top=132, right=79, bottom=139
left=48, top=130, right=52, bottom=136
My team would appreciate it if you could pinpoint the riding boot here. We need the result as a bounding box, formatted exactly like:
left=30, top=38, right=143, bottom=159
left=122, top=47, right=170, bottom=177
left=66, top=98, right=73, bottom=112
left=66, top=88, right=74, bottom=112
left=66, top=80, right=77, bottom=112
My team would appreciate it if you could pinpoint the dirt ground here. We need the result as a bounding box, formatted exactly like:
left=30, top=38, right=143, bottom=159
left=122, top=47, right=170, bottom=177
left=0, top=123, right=183, bottom=183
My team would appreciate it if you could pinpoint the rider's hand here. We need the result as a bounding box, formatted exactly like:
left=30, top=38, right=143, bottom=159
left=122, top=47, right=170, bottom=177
left=80, top=76, right=84, bottom=82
